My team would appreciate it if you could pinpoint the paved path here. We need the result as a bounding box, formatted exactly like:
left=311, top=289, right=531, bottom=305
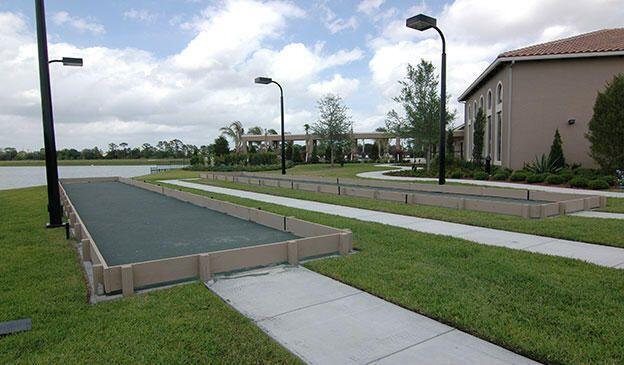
left=357, top=165, right=624, bottom=198
left=570, top=211, right=624, bottom=220
left=162, top=180, right=624, bottom=269
left=208, top=265, right=538, bottom=365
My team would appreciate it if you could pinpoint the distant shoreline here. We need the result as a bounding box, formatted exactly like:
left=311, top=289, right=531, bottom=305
left=0, top=159, right=188, bottom=167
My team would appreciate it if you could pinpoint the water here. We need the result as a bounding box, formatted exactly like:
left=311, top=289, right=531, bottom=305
left=0, top=165, right=163, bottom=190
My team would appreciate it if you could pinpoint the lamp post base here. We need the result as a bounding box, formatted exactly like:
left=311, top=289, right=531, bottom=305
left=46, top=222, right=70, bottom=239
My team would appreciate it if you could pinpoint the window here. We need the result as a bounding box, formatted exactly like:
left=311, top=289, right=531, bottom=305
left=468, top=105, right=472, bottom=120
left=479, top=96, right=484, bottom=111
left=496, top=111, right=502, bottom=161
left=496, top=82, right=503, bottom=104
left=487, top=115, right=492, bottom=156
left=473, top=101, right=478, bottom=117
left=487, top=90, right=492, bottom=109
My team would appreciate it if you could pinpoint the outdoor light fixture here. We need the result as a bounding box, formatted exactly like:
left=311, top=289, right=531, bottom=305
left=406, top=13, right=447, bottom=185
left=49, top=57, right=83, bottom=67
left=254, top=76, right=286, bottom=175
left=406, top=14, right=437, bottom=31
left=568, top=118, right=576, bottom=125
left=35, top=0, right=82, bottom=232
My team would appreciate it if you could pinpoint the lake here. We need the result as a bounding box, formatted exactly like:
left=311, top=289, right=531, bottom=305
left=0, top=165, right=168, bottom=190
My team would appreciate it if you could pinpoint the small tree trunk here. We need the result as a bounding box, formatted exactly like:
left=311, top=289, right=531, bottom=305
left=426, top=145, right=431, bottom=171
left=330, top=146, right=335, bottom=167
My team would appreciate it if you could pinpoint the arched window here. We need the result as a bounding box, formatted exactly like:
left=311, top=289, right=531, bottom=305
left=468, top=105, right=472, bottom=120
left=479, top=96, right=484, bottom=111
left=487, top=90, right=492, bottom=109
left=473, top=101, right=478, bottom=117
left=497, top=82, right=503, bottom=104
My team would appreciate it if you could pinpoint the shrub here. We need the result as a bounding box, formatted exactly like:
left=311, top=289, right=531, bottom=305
left=548, top=129, right=566, bottom=169
left=588, top=179, right=609, bottom=190
left=510, top=172, right=527, bottom=182
left=527, top=173, right=547, bottom=183
left=524, top=154, right=562, bottom=174
left=492, top=172, right=508, bottom=181
left=545, top=174, right=564, bottom=185
left=569, top=176, right=589, bottom=188
left=474, top=171, right=489, bottom=180
left=558, top=169, right=574, bottom=182
left=450, top=170, right=463, bottom=179
left=601, top=175, right=618, bottom=186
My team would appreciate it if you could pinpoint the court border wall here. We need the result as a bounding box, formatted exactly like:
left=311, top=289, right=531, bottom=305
left=60, top=177, right=352, bottom=298
left=198, top=172, right=605, bottom=219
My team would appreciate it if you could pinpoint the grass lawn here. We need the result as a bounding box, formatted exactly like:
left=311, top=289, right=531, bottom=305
left=266, top=163, right=396, bottom=178
left=600, top=197, right=624, bottom=213
left=171, top=176, right=624, bottom=249
left=150, top=178, right=624, bottom=365
left=0, top=158, right=188, bottom=167
left=0, top=186, right=301, bottom=364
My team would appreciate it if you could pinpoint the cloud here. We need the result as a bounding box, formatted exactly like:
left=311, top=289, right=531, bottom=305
left=123, top=9, right=158, bottom=24
left=357, top=0, right=385, bottom=15
left=308, top=74, right=360, bottom=98
left=319, top=2, right=358, bottom=34
left=52, top=11, right=105, bottom=35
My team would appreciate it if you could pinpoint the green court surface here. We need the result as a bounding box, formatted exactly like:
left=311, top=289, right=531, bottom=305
left=63, top=181, right=297, bottom=266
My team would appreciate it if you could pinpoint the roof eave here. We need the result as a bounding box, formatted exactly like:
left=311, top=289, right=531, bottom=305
left=457, top=50, right=624, bottom=102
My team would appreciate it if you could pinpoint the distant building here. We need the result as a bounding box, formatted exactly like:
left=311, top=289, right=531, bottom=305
left=458, top=28, right=624, bottom=169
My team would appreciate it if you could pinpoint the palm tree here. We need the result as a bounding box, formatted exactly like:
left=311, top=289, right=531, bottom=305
left=220, top=121, right=244, bottom=153
left=246, top=126, right=263, bottom=152
left=375, top=127, right=390, bottom=159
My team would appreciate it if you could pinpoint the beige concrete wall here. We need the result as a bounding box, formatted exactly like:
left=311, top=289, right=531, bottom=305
left=510, top=56, right=624, bottom=169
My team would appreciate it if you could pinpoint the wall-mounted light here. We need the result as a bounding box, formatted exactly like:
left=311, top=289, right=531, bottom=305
left=567, top=118, right=576, bottom=125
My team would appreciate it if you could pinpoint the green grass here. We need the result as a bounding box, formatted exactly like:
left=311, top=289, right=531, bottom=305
left=599, top=198, right=624, bottom=213
left=267, top=163, right=396, bottom=178
left=183, top=177, right=624, bottom=248
left=0, top=187, right=301, bottom=364
left=0, top=158, right=188, bottom=166
left=152, top=179, right=624, bottom=364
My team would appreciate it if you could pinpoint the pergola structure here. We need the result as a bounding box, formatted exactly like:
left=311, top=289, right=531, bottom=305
left=240, top=131, right=402, bottom=162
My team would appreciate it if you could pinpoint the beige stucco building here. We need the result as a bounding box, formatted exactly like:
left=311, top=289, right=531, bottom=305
left=459, top=28, right=624, bottom=169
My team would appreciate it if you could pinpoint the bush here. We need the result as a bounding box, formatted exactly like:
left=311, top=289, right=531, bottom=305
left=588, top=179, right=610, bottom=190
left=492, top=172, right=508, bottom=181
left=474, top=172, right=489, bottom=180
left=545, top=174, right=564, bottom=185
left=601, top=175, right=618, bottom=186
left=558, top=169, right=574, bottom=182
left=510, top=171, right=528, bottom=182
left=527, top=173, right=546, bottom=183
left=450, top=170, right=463, bottom=179
left=569, top=176, right=589, bottom=188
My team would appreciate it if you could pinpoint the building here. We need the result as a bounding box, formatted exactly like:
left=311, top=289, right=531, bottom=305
left=459, top=28, right=624, bottom=169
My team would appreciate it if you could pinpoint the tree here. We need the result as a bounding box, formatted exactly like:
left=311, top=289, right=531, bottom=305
left=385, top=60, right=455, bottom=171
left=213, top=136, right=230, bottom=156
left=312, top=94, right=353, bottom=166
left=220, top=121, right=244, bottom=153
left=370, top=142, right=380, bottom=161
left=587, top=74, right=624, bottom=172
left=472, top=108, right=485, bottom=164
left=548, top=129, right=565, bottom=169
left=446, top=128, right=455, bottom=156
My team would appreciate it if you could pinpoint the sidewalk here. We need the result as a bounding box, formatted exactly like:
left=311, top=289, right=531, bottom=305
left=208, top=265, right=538, bottom=365
left=162, top=180, right=624, bottom=269
left=357, top=166, right=624, bottom=198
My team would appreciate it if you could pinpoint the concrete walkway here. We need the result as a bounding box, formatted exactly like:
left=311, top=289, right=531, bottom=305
left=162, top=180, right=624, bottom=269
left=570, top=211, right=624, bottom=220
left=208, top=265, right=538, bottom=365
left=357, top=165, right=624, bottom=198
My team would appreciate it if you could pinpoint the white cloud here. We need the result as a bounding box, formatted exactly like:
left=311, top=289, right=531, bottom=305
left=123, top=9, right=158, bottom=23
left=52, top=11, right=105, bottom=35
left=319, top=2, right=358, bottom=34
left=357, top=0, right=385, bottom=15
left=308, top=74, right=360, bottom=98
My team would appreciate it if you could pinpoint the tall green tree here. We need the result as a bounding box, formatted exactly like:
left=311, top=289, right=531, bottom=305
left=472, top=108, right=486, bottom=164
left=548, top=129, right=565, bottom=169
left=385, top=60, right=455, bottom=171
left=213, top=136, right=230, bottom=157
left=587, top=74, right=624, bottom=172
left=312, top=94, right=353, bottom=166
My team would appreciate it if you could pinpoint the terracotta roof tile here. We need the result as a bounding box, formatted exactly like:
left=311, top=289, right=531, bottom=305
left=498, top=28, right=624, bottom=58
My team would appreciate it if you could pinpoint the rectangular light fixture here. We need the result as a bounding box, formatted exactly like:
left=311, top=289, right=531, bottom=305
left=406, top=14, right=436, bottom=31
left=62, top=57, right=83, bottom=67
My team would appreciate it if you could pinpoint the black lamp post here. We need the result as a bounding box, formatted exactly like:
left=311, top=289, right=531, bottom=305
left=255, top=76, right=286, bottom=175
left=35, top=0, right=83, bottom=228
left=406, top=14, right=447, bottom=185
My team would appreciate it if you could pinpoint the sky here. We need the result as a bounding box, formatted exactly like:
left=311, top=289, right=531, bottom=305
left=1, top=0, right=623, bottom=151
